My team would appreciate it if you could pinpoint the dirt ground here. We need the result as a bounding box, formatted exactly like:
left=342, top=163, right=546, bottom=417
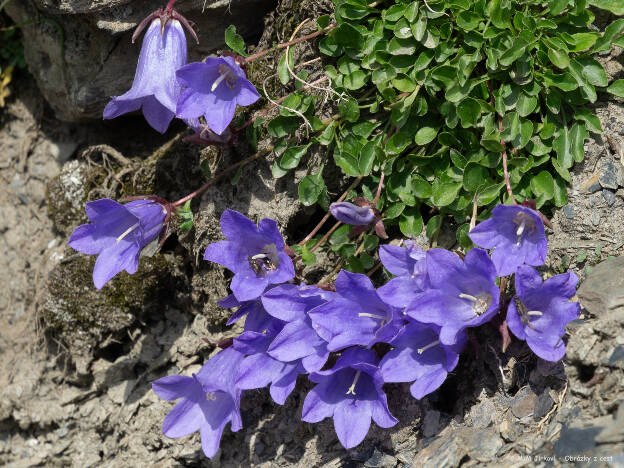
left=1, top=26, right=624, bottom=468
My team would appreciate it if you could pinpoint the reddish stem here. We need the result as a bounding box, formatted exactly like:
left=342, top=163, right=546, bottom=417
left=310, top=221, right=342, bottom=252
left=373, top=173, right=385, bottom=205
left=297, top=176, right=363, bottom=246
left=171, top=148, right=271, bottom=207
left=165, top=0, right=178, bottom=11
left=243, top=24, right=337, bottom=64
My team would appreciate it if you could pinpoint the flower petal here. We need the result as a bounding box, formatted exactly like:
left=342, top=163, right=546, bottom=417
left=333, top=399, right=371, bottom=449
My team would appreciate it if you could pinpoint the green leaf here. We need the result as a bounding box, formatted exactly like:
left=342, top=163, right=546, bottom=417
left=547, top=48, right=570, bottom=69
left=489, top=0, right=511, bottom=29
left=280, top=144, right=311, bottom=169
left=553, top=175, right=568, bottom=207
left=541, top=71, right=578, bottom=91
left=385, top=202, right=406, bottom=219
left=530, top=170, right=555, bottom=200
left=343, top=70, right=369, bottom=90
left=318, top=121, right=337, bottom=146
left=456, top=224, right=474, bottom=250
left=463, top=162, right=489, bottom=192
left=457, top=98, right=482, bottom=128
left=516, top=93, right=538, bottom=117
left=268, top=116, right=300, bottom=137
left=386, top=132, right=411, bottom=155
left=574, top=109, right=602, bottom=133
left=552, top=158, right=571, bottom=183
left=333, top=23, right=364, bottom=49
left=569, top=33, right=598, bottom=51
left=225, top=25, right=247, bottom=56
left=334, top=151, right=361, bottom=176
left=569, top=122, right=589, bottom=163
left=426, top=215, right=442, bottom=239
left=359, top=141, right=377, bottom=176
left=298, top=171, right=326, bottom=206
left=432, top=181, right=462, bottom=207
left=178, top=200, right=194, bottom=231
left=399, top=206, right=424, bottom=237
left=339, top=97, right=360, bottom=122
left=593, top=19, right=624, bottom=52
left=412, top=175, right=433, bottom=198
left=499, top=38, right=529, bottom=67
left=548, top=0, right=568, bottom=16
left=553, top=124, right=572, bottom=169
left=578, top=57, right=608, bottom=87
left=414, top=127, right=438, bottom=145
left=607, top=80, right=624, bottom=98
left=457, top=11, right=482, bottom=30
left=588, top=0, right=624, bottom=15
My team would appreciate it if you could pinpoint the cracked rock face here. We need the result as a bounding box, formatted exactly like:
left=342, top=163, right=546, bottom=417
left=5, top=0, right=276, bottom=121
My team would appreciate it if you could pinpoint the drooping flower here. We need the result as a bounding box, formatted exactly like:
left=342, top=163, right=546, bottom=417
left=261, top=284, right=332, bottom=372
left=406, top=248, right=499, bottom=346
left=218, top=290, right=282, bottom=334
left=308, top=270, right=403, bottom=351
left=330, top=201, right=375, bottom=226
left=380, top=322, right=465, bottom=399
left=68, top=198, right=167, bottom=289
left=507, top=265, right=580, bottom=362
left=377, top=241, right=429, bottom=309
left=152, top=347, right=244, bottom=458
left=204, top=209, right=295, bottom=302
left=103, top=18, right=188, bottom=134
left=301, top=347, right=397, bottom=449
left=468, top=204, right=547, bottom=276
left=176, top=56, right=260, bottom=135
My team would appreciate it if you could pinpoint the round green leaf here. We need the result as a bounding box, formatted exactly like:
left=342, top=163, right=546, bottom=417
left=414, top=127, right=439, bottom=145
left=432, top=182, right=462, bottom=207
left=463, top=162, right=489, bottom=192
left=530, top=170, right=555, bottom=200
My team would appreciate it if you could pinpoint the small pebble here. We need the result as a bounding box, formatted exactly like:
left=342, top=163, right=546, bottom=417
left=602, top=189, right=617, bottom=206
left=591, top=211, right=600, bottom=226
left=599, top=160, right=618, bottom=190
left=562, top=205, right=574, bottom=219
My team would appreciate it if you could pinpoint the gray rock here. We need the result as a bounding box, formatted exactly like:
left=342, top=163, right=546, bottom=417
left=554, top=425, right=602, bottom=457
left=609, top=346, right=624, bottom=365
left=533, top=389, right=554, bottom=421
left=364, top=448, right=397, bottom=468
left=511, top=386, right=538, bottom=419
left=563, top=204, right=575, bottom=219
left=577, top=257, right=624, bottom=320
left=422, top=410, right=440, bottom=437
left=591, top=211, right=601, bottom=226
left=599, top=159, right=619, bottom=190
left=603, top=189, right=618, bottom=206
left=5, top=0, right=276, bottom=121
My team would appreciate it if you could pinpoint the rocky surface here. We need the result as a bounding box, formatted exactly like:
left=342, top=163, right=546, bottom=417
left=4, top=0, right=276, bottom=121
left=1, top=2, right=624, bottom=468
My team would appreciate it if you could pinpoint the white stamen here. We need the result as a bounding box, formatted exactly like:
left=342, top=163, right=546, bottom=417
left=251, top=253, right=268, bottom=260
left=418, top=340, right=440, bottom=354
left=116, top=223, right=139, bottom=242
left=206, top=392, right=216, bottom=401
left=358, top=312, right=385, bottom=320
left=211, top=73, right=227, bottom=92
left=516, top=219, right=526, bottom=237
left=459, top=293, right=478, bottom=302
left=527, top=310, right=543, bottom=316
left=346, top=371, right=362, bottom=395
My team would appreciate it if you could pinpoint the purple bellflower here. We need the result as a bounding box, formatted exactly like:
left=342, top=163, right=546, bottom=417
left=302, top=347, right=397, bottom=449
left=468, top=204, right=547, bottom=276
left=380, top=322, right=465, bottom=399
left=218, top=290, right=282, bottom=334
left=233, top=329, right=305, bottom=405
left=330, top=201, right=375, bottom=226
left=308, top=270, right=403, bottom=351
left=68, top=198, right=167, bottom=289
left=406, top=248, right=499, bottom=346
left=507, top=266, right=580, bottom=362
left=103, top=18, right=188, bottom=134
left=152, top=347, right=244, bottom=458
left=261, top=284, right=332, bottom=373
left=176, top=56, right=260, bottom=135
left=377, top=241, right=429, bottom=309
left=204, top=209, right=295, bottom=302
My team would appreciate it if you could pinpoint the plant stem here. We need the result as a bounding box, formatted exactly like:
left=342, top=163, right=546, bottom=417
left=310, top=221, right=342, bottom=252
left=243, top=24, right=337, bottom=64
left=165, top=0, right=177, bottom=11
left=297, top=176, right=363, bottom=246
left=171, top=147, right=273, bottom=207
left=235, top=76, right=330, bottom=132
left=373, top=173, right=385, bottom=205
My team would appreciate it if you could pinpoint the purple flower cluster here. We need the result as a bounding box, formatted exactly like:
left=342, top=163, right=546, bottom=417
left=104, top=12, right=259, bottom=136
left=150, top=205, right=579, bottom=456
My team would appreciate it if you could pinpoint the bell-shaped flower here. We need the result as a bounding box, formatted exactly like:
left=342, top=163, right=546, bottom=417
left=68, top=198, right=167, bottom=289
left=308, top=270, right=403, bottom=351
left=380, top=322, right=465, bottom=399
left=377, top=241, right=429, bottom=309
left=507, top=265, right=580, bottom=362
left=233, top=329, right=305, bottom=405
left=176, top=56, right=260, bottom=135
left=218, top=289, right=282, bottom=334
left=301, top=347, right=397, bottom=449
left=406, top=248, right=499, bottom=346
left=204, top=209, right=295, bottom=302
left=330, top=201, right=375, bottom=226
left=152, top=347, right=244, bottom=458
left=103, top=18, right=187, bottom=134
left=468, top=204, right=547, bottom=276
left=261, top=284, right=332, bottom=373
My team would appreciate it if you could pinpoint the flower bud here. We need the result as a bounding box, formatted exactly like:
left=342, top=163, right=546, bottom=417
left=329, top=202, right=375, bottom=226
